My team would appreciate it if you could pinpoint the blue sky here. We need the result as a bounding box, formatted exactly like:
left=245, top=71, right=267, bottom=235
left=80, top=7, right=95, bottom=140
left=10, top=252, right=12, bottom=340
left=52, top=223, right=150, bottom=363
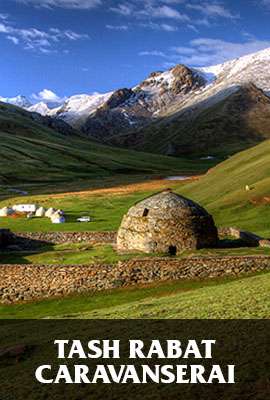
left=0, top=0, right=270, bottom=102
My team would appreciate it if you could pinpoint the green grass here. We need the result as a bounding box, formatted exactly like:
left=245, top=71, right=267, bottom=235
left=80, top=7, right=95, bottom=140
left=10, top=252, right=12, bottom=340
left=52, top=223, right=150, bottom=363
left=3, top=107, right=270, bottom=320
left=1, top=272, right=269, bottom=319
left=0, top=243, right=149, bottom=265
left=2, top=138, right=270, bottom=236
left=0, top=101, right=213, bottom=197
left=0, top=190, right=163, bottom=231
left=180, top=139, right=270, bottom=237
left=1, top=243, right=270, bottom=265
left=77, top=272, right=270, bottom=319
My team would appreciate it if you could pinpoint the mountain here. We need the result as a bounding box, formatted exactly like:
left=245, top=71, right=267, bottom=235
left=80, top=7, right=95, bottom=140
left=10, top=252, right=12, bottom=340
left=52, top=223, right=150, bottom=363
left=51, top=92, right=113, bottom=129
left=0, top=101, right=201, bottom=193
left=94, top=47, right=270, bottom=156
left=3, top=47, right=270, bottom=157
left=28, top=102, right=51, bottom=116
left=109, top=83, right=270, bottom=156
left=0, top=95, right=31, bottom=109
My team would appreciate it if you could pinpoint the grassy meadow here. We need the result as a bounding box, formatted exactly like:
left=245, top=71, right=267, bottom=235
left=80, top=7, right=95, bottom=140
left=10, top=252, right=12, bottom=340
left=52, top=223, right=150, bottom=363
left=0, top=101, right=215, bottom=198
left=1, top=138, right=270, bottom=236
left=1, top=137, right=270, bottom=319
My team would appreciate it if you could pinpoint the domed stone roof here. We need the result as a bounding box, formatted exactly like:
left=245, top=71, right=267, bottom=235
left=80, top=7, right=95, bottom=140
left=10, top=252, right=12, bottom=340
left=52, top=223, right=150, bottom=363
left=117, top=190, right=218, bottom=254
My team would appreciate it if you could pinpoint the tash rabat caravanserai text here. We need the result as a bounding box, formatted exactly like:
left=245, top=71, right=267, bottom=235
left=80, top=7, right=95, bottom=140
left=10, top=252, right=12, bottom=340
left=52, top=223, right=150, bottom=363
left=35, top=339, right=235, bottom=384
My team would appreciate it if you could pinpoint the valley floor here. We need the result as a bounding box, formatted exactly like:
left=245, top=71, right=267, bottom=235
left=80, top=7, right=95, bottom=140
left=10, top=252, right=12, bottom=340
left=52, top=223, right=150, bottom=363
left=2, top=138, right=270, bottom=319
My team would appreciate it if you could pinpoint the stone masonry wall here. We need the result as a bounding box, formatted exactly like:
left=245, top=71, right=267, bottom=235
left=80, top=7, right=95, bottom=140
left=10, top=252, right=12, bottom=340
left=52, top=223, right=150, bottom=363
left=10, top=231, right=117, bottom=249
left=1, top=255, right=270, bottom=304
left=218, top=227, right=270, bottom=248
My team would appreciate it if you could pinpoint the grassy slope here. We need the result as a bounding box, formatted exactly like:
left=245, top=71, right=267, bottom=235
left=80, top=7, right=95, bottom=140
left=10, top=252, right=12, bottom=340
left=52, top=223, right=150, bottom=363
left=180, top=139, right=270, bottom=236
left=0, top=101, right=210, bottom=196
left=1, top=138, right=270, bottom=235
left=79, top=272, right=270, bottom=319
left=1, top=272, right=269, bottom=319
left=2, top=108, right=270, bottom=319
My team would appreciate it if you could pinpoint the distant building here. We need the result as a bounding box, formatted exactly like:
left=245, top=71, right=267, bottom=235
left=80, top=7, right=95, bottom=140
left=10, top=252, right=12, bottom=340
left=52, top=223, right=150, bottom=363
left=13, top=204, right=37, bottom=213
left=51, top=213, right=66, bottom=224
left=117, top=190, right=218, bottom=255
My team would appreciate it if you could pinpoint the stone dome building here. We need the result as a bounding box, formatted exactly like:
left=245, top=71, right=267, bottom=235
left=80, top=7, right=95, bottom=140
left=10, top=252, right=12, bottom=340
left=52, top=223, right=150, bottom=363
left=117, top=190, right=218, bottom=254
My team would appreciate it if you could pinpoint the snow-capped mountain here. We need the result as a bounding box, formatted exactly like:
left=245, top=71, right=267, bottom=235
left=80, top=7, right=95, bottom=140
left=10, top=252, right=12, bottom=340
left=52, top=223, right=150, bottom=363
left=199, top=47, right=270, bottom=92
left=50, top=92, right=113, bottom=128
left=2, top=46, right=270, bottom=155
left=28, top=102, right=51, bottom=116
left=51, top=46, right=270, bottom=138
left=0, top=95, right=32, bottom=108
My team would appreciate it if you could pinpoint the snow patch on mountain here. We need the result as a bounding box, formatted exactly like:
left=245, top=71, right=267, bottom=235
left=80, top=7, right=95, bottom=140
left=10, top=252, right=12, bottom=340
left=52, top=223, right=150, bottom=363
left=28, top=102, right=51, bottom=116
left=0, top=95, right=31, bottom=108
left=51, top=92, right=113, bottom=125
left=2, top=46, right=270, bottom=135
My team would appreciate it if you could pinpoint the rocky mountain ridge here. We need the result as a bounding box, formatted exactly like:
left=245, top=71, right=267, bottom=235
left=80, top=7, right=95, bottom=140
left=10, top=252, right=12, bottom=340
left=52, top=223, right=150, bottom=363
left=2, top=47, right=270, bottom=156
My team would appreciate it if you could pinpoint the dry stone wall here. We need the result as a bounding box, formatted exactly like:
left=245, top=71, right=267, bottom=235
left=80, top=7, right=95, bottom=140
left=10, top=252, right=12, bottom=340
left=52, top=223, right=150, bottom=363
left=8, top=231, right=117, bottom=249
left=218, top=227, right=270, bottom=247
left=1, top=255, right=270, bottom=304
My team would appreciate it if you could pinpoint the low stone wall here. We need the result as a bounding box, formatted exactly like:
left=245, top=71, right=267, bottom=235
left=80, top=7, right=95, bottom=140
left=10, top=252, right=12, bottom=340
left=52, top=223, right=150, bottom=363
left=218, top=227, right=270, bottom=247
left=1, top=255, right=270, bottom=304
left=5, top=228, right=270, bottom=250
left=9, top=231, right=117, bottom=249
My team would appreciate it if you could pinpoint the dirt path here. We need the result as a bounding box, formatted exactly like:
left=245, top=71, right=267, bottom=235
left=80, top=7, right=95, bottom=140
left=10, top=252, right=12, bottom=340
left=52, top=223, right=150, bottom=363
left=46, top=176, right=200, bottom=200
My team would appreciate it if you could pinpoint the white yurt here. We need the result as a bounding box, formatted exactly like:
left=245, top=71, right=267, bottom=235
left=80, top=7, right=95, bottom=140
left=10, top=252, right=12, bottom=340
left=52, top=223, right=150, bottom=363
left=35, top=207, right=46, bottom=217
left=45, top=208, right=56, bottom=218
left=51, top=213, right=66, bottom=224
left=0, top=207, right=14, bottom=217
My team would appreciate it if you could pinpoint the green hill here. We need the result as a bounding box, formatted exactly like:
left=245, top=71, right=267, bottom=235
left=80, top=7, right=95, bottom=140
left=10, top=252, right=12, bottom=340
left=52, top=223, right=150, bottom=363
left=77, top=272, right=270, bottom=319
left=1, top=137, right=270, bottom=235
left=179, top=138, right=270, bottom=236
left=0, top=101, right=208, bottom=195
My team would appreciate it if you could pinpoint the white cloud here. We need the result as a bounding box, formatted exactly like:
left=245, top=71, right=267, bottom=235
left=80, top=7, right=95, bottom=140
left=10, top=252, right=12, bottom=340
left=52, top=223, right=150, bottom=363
left=7, top=35, right=19, bottom=45
left=171, top=38, right=270, bottom=66
left=140, top=21, right=178, bottom=31
left=0, top=13, right=9, bottom=20
left=0, top=23, right=9, bottom=33
left=111, top=2, right=189, bottom=21
left=106, top=24, right=129, bottom=30
left=14, top=0, right=102, bottom=9
left=110, top=3, right=133, bottom=15
left=187, top=24, right=199, bottom=33
left=139, top=38, right=270, bottom=68
left=187, top=2, right=239, bottom=20
left=0, top=18, right=89, bottom=53
left=139, top=50, right=167, bottom=57
left=32, top=89, right=64, bottom=103
left=151, top=5, right=190, bottom=20
left=160, top=23, right=178, bottom=31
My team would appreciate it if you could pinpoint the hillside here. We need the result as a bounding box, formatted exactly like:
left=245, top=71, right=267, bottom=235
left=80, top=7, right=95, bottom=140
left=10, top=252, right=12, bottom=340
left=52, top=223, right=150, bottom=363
left=110, top=83, right=270, bottom=156
left=77, top=272, right=270, bottom=319
left=179, top=138, right=270, bottom=236
left=1, top=136, right=270, bottom=236
left=0, top=101, right=207, bottom=195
